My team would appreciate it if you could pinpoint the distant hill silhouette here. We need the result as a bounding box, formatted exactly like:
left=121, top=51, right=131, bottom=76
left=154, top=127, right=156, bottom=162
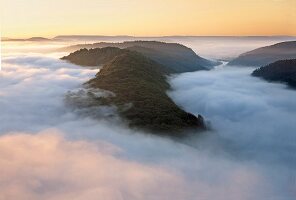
left=1, top=37, right=10, bottom=41
left=54, top=35, right=135, bottom=41
left=228, top=41, right=296, bottom=67
left=53, top=35, right=296, bottom=43
left=62, top=47, right=207, bottom=134
left=27, top=37, right=50, bottom=41
left=252, top=59, right=296, bottom=88
left=61, top=41, right=220, bottom=72
left=2, top=37, right=50, bottom=42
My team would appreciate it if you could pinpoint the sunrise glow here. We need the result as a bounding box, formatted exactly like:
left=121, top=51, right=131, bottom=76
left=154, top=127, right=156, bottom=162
left=1, top=0, right=296, bottom=38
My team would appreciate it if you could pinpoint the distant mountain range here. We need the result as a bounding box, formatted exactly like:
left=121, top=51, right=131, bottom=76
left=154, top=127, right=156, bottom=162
left=228, top=41, right=296, bottom=67
left=3, top=35, right=296, bottom=42
left=252, top=59, right=296, bottom=88
left=53, top=35, right=136, bottom=41
left=53, top=35, right=296, bottom=42
left=62, top=42, right=209, bottom=134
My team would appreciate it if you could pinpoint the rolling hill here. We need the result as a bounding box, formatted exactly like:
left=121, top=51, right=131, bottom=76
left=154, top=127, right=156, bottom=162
left=228, top=41, right=296, bottom=67
left=61, top=41, right=220, bottom=72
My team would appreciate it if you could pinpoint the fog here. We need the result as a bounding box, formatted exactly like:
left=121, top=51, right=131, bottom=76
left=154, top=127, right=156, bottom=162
left=4, top=36, right=296, bottom=60
left=169, top=64, right=296, bottom=167
left=160, top=36, right=296, bottom=60
left=0, top=41, right=295, bottom=200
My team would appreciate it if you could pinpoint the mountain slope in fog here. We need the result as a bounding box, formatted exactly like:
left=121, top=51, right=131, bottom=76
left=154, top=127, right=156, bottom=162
left=228, top=41, right=296, bottom=67
left=252, top=59, right=296, bottom=88
left=63, top=48, right=206, bottom=134
left=61, top=41, right=220, bottom=72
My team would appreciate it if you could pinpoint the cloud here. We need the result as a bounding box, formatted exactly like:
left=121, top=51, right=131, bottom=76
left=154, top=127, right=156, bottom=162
left=0, top=55, right=97, bottom=133
left=0, top=43, right=295, bottom=199
left=168, top=66, right=296, bottom=198
left=0, top=132, right=190, bottom=200
left=0, top=130, right=285, bottom=200
left=168, top=66, right=296, bottom=164
left=153, top=37, right=296, bottom=60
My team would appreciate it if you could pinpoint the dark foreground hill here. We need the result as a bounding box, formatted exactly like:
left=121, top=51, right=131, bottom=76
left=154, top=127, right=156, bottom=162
left=61, top=41, right=220, bottom=73
left=62, top=48, right=206, bottom=135
left=252, top=59, right=296, bottom=88
left=228, top=41, right=296, bottom=67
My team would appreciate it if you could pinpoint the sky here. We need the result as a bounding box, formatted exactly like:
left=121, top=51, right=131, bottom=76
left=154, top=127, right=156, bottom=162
left=1, top=0, right=296, bottom=38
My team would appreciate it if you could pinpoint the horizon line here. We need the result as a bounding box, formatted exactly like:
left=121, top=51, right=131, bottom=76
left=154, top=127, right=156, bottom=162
left=2, top=34, right=296, bottom=40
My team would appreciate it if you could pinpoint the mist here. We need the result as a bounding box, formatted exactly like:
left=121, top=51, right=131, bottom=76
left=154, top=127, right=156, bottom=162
left=0, top=41, right=295, bottom=200
left=169, top=64, right=296, bottom=162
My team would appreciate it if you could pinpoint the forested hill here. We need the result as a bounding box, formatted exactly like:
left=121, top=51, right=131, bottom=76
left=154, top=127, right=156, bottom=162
left=61, top=41, right=220, bottom=73
left=252, top=59, right=296, bottom=88
left=62, top=47, right=206, bottom=135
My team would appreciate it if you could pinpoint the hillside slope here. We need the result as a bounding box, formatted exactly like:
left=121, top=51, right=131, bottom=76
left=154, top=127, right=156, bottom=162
left=61, top=41, right=220, bottom=72
left=252, top=59, right=296, bottom=88
left=228, top=41, right=296, bottom=67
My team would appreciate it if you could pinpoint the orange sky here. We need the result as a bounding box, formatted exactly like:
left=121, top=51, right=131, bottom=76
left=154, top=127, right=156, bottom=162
left=1, top=0, right=296, bottom=38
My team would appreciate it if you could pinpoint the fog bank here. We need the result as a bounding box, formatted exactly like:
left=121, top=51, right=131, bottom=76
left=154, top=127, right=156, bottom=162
left=0, top=42, right=295, bottom=199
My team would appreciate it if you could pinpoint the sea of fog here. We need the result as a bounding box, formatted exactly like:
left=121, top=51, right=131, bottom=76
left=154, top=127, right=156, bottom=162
left=0, top=40, right=295, bottom=200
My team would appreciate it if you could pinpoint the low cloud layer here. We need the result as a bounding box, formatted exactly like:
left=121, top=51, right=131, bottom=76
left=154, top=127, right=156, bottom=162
left=169, top=66, right=296, bottom=165
left=2, top=129, right=282, bottom=200
left=0, top=43, right=295, bottom=199
left=169, top=66, right=296, bottom=198
left=0, top=132, right=191, bottom=200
